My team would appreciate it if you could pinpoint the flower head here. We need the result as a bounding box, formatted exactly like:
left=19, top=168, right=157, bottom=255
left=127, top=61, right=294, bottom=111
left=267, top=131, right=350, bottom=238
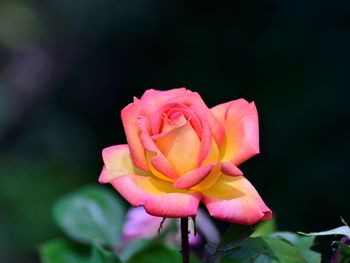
left=99, top=88, right=271, bottom=224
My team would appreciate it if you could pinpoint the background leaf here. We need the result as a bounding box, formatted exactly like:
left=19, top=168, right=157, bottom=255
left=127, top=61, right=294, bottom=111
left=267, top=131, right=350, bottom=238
left=333, top=241, right=350, bottom=262
left=123, top=241, right=200, bottom=263
left=269, top=232, right=321, bottom=263
left=89, top=243, right=122, bottom=263
left=53, top=185, right=125, bottom=246
left=251, top=218, right=276, bottom=237
left=219, top=237, right=309, bottom=263
left=215, top=224, right=254, bottom=253
left=40, top=239, right=88, bottom=263
left=40, top=239, right=121, bottom=263
left=334, top=241, right=350, bottom=254
left=126, top=243, right=181, bottom=263
left=118, top=239, right=150, bottom=262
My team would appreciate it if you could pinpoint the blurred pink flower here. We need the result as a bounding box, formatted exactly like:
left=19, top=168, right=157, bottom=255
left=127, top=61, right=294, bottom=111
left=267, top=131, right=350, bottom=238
left=123, top=206, right=171, bottom=242
left=122, top=206, right=219, bottom=247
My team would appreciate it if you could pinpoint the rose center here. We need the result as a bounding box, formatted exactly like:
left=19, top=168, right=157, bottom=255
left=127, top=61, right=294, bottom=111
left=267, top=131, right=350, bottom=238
left=161, top=110, right=188, bottom=133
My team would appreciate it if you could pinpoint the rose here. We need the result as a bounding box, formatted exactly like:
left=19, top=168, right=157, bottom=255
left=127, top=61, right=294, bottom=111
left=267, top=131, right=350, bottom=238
left=99, top=88, right=272, bottom=224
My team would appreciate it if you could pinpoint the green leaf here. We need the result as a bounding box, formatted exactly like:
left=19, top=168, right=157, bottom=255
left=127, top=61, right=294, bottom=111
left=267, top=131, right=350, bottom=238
left=216, top=224, right=254, bottom=253
left=40, top=239, right=122, bottom=263
left=219, top=237, right=309, bottom=263
left=126, top=243, right=181, bottom=263
left=269, top=232, right=321, bottom=263
left=119, top=239, right=150, bottom=262
left=89, top=243, right=122, bottom=263
left=298, top=225, right=350, bottom=239
left=334, top=241, right=350, bottom=254
left=40, top=239, right=87, bottom=263
left=53, top=185, right=125, bottom=246
left=333, top=241, right=350, bottom=262
left=251, top=218, right=276, bottom=237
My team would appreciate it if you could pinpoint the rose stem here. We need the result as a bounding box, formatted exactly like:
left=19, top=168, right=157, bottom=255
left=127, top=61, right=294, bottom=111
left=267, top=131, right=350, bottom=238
left=180, top=217, right=190, bottom=263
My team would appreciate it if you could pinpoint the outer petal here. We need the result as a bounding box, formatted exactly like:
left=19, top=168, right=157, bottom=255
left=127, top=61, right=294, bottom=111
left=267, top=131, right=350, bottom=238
left=99, top=144, right=148, bottom=183
left=202, top=175, right=272, bottom=225
left=121, top=100, right=148, bottom=170
left=111, top=175, right=202, bottom=218
left=211, top=99, right=259, bottom=166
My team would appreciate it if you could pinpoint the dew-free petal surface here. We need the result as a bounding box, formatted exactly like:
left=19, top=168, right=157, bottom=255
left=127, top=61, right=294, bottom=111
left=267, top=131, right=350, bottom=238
left=211, top=99, right=259, bottom=166
left=99, top=144, right=148, bottom=183
left=203, top=175, right=272, bottom=224
left=111, top=174, right=202, bottom=218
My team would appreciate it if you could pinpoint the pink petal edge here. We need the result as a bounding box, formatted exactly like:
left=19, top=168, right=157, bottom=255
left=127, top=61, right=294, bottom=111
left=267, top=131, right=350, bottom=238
left=121, top=101, right=148, bottom=171
left=98, top=165, right=110, bottom=183
left=203, top=175, right=272, bottom=225
left=111, top=175, right=202, bottom=218
left=211, top=99, right=259, bottom=166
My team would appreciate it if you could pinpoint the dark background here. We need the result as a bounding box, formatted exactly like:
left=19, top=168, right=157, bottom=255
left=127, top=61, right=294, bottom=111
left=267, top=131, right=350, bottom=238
left=0, top=1, right=349, bottom=262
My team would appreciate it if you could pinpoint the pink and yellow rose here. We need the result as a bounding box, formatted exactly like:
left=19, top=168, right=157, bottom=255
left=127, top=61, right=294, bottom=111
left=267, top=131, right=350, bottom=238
left=99, top=88, right=271, bottom=224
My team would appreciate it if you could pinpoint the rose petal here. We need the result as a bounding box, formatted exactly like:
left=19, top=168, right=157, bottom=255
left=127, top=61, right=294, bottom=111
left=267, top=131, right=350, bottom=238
left=99, top=144, right=148, bottom=183
left=111, top=175, right=202, bottom=218
left=153, top=121, right=201, bottom=176
left=150, top=102, right=201, bottom=137
left=211, top=99, right=259, bottom=166
left=140, top=88, right=187, bottom=107
left=201, top=139, right=220, bottom=166
left=190, top=163, right=222, bottom=191
left=138, top=118, right=178, bottom=181
left=145, top=152, right=175, bottom=182
left=188, top=104, right=214, bottom=166
left=121, top=99, right=148, bottom=170
left=167, top=90, right=224, bottom=147
left=203, top=175, right=272, bottom=225
left=99, top=166, right=110, bottom=183
left=150, top=101, right=216, bottom=170
left=221, top=161, right=243, bottom=176
left=172, top=162, right=217, bottom=189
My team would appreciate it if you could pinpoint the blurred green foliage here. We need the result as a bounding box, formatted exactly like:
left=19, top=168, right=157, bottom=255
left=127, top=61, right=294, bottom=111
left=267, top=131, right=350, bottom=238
left=40, top=186, right=320, bottom=263
left=0, top=0, right=349, bottom=262
left=53, top=186, right=125, bottom=246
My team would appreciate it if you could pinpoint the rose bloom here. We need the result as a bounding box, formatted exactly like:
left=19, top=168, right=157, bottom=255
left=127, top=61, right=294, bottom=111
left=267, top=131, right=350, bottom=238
left=99, top=88, right=271, bottom=224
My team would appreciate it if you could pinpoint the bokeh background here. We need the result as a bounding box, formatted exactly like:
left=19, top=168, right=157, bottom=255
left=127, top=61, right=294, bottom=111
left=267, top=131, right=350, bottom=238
left=1, top=1, right=349, bottom=262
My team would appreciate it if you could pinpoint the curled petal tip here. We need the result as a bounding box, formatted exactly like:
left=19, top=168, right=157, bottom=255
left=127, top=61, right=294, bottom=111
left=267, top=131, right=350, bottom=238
left=172, top=162, right=217, bottom=189
left=221, top=162, right=243, bottom=176
left=203, top=175, right=271, bottom=225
